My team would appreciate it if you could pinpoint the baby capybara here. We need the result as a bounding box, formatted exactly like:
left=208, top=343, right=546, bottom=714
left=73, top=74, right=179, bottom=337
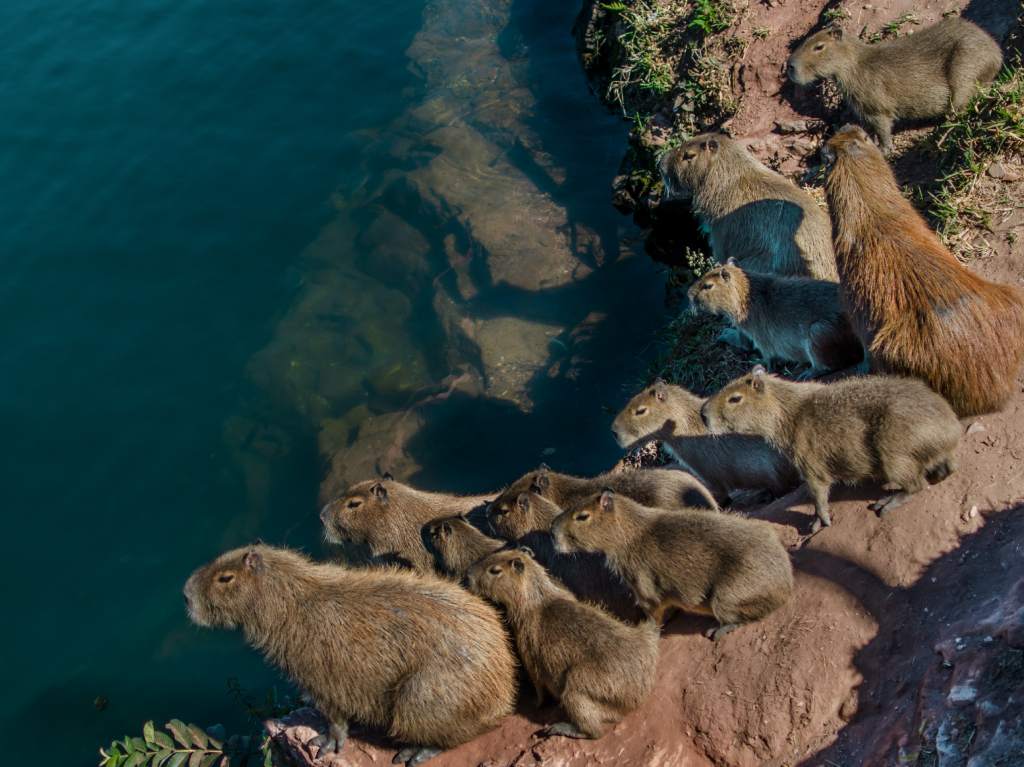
left=789, top=18, right=1002, bottom=152
left=468, top=548, right=659, bottom=739
left=702, top=365, right=961, bottom=532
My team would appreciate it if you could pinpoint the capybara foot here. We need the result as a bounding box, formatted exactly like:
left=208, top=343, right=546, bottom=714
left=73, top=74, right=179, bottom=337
left=868, top=492, right=911, bottom=516
left=542, top=722, right=590, bottom=739
left=393, top=746, right=441, bottom=766
left=307, top=722, right=348, bottom=755
left=926, top=458, right=956, bottom=484
left=810, top=513, right=832, bottom=534
left=706, top=623, right=740, bottom=641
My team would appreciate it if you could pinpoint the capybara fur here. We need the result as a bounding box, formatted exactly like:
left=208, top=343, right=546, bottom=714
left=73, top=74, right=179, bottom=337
left=611, top=380, right=799, bottom=504
left=426, top=515, right=504, bottom=579
left=689, top=258, right=863, bottom=377
left=659, top=133, right=838, bottom=281
left=467, top=548, right=659, bottom=739
left=320, top=479, right=491, bottom=572
left=552, top=491, right=793, bottom=640
left=789, top=19, right=1002, bottom=152
left=489, top=465, right=717, bottom=537
left=183, top=545, right=516, bottom=763
left=486, top=491, right=645, bottom=623
left=824, top=124, right=1024, bottom=416
left=702, top=366, right=961, bottom=532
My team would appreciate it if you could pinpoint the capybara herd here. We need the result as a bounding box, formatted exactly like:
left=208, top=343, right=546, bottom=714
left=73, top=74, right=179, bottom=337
left=184, top=14, right=1016, bottom=766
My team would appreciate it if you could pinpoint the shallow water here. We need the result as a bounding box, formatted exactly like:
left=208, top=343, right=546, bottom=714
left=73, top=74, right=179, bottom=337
left=1, top=0, right=665, bottom=763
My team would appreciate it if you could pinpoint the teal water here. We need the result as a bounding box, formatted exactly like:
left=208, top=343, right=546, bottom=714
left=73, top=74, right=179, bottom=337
left=0, top=0, right=665, bottom=764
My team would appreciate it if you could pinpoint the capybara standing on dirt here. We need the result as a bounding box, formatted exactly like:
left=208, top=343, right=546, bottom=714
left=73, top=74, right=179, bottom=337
left=688, top=257, right=863, bottom=376
left=467, top=548, right=659, bottom=739
left=489, top=465, right=717, bottom=533
left=611, top=380, right=799, bottom=505
left=702, top=365, right=961, bottom=532
left=552, top=491, right=793, bottom=639
left=824, top=124, right=1024, bottom=415
left=320, top=479, right=491, bottom=572
left=184, top=544, right=516, bottom=766
left=659, top=133, right=838, bottom=281
left=788, top=19, right=1002, bottom=152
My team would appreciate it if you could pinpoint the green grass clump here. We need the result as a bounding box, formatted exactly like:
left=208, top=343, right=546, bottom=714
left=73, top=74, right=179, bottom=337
left=926, top=64, right=1024, bottom=244
left=603, top=0, right=679, bottom=109
left=688, top=0, right=734, bottom=35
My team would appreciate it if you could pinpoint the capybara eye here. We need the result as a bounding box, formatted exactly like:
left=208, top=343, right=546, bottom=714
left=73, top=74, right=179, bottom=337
left=635, top=406, right=648, bottom=416
left=575, top=512, right=591, bottom=522
left=347, top=499, right=362, bottom=509
left=701, top=283, right=713, bottom=290
left=813, top=42, right=825, bottom=52
left=487, top=565, right=502, bottom=575
left=728, top=394, right=743, bottom=404
left=683, top=150, right=697, bottom=160
left=217, top=573, right=235, bottom=584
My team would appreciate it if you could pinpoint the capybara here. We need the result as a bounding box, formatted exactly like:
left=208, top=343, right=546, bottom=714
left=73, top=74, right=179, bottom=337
left=789, top=19, right=1002, bottom=152
left=824, top=124, right=1024, bottom=416
left=611, top=379, right=799, bottom=504
left=689, top=257, right=863, bottom=376
left=660, top=133, right=838, bottom=280
left=702, top=365, right=961, bottom=531
left=184, top=544, right=517, bottom=765
left=320, top=479, right=491, bottom=572
left=552, top=491, right=793, bottom=639
left=467, top=548, right=659, bottom=738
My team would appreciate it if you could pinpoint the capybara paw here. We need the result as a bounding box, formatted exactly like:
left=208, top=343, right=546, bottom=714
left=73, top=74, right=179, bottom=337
left=308, top=731, right=344, bottom=755
left=542, top=722, right=589, bottom=739
left=393, top=746, right=441, bottom=766
left=706, top=623, right=739, bottom=641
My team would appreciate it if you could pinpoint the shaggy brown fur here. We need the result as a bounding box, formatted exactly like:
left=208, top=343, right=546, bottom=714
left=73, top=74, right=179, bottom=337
left=426, top=515, right=504, bottom=578
left=688, top=258, right=863, bottom=377
left=484, top=492, right=645, bottom=623
left=789, top=19, right=1002, bottom=152
left=659, top=133, right=837, bottom=281
left=702, top=366, right=961, bottom=532
left=467, top=548, right=659, bottom=739
left=489, top=465, right=717, bottom=538
left=320, top=479, right=491, bottom=572
left=824, top=124, right=1024, bottom=415
left=611, top=380, right=799, bottom=504
left=183, top=545, right=516, bottom=765
left=551, top=492, right=793, bottom=640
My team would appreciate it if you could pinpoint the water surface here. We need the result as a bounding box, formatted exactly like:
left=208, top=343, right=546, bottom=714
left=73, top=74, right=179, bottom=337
left=0, top=0, right=665, bottom=763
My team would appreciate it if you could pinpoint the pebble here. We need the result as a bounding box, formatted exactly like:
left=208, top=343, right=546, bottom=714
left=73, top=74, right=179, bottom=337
left=966, top=421, right=986, bottom=435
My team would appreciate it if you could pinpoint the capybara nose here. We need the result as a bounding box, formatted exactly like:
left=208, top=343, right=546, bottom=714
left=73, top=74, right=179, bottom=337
left=319, top=503, right=332, bottom=524
left=786, top=62, right=795, bottom=80
left=700, top=405, right=710, bottom=428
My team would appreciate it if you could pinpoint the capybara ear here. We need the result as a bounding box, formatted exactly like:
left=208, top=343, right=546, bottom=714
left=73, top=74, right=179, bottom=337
left=516, top=492, right=530, bottom=511
left=828, top=26, right=844, bottom=40
left=820, top=141, right=836, bottom=165
left=243, top=549, right=264, bottom=572
left=517, top=545, right=536, bottom=559
left=511, top=557, right=525, bottom=573
left=654, top=379, right=668, bottom=400
left=751, top=365, right=767, bottom=392
left=721, top=266, right=732, bottom=281
left=600, top=489, right=615, bottom=510
left=704, top=137, right=720, bottom=153
left=370, top=482, right=388, bottom=502
left=531, top=470, right=550, bottom=493
left=381, top=470, right=394, bottom=481
left=726, top=256, right=737, bottom=266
